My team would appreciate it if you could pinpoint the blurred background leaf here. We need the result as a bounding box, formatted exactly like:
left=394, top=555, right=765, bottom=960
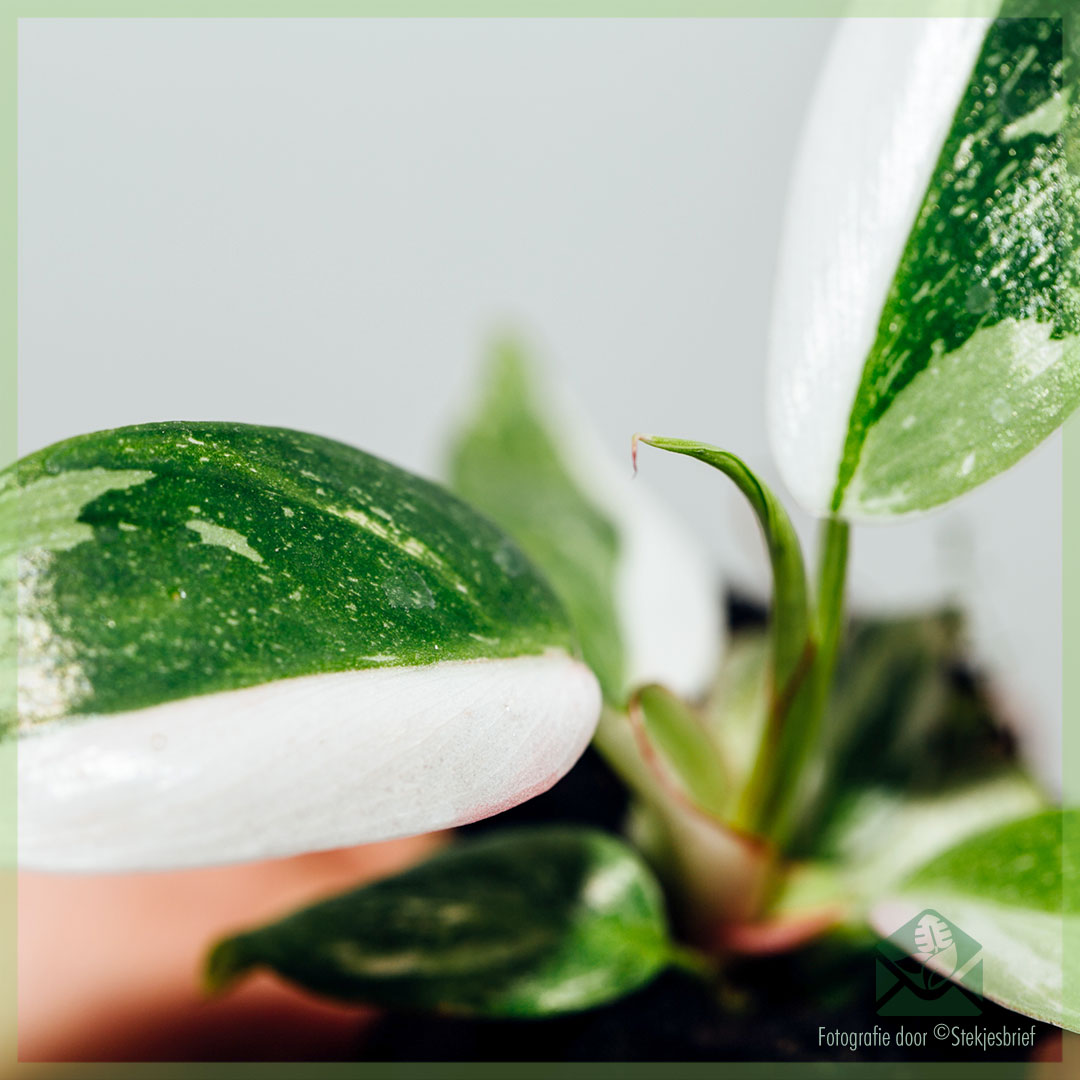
left=449, top=343, right=625, bottom=699
left=448, top=342, right=723, bottom=706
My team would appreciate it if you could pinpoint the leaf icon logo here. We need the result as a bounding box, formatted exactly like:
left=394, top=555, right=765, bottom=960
left=913, top=913, right=958, bottom=987
left=914, top=913, right=953, bottom=955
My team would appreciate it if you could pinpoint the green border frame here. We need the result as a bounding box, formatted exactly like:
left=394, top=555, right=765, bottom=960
left=1, top=5, right=1075, bottom=1078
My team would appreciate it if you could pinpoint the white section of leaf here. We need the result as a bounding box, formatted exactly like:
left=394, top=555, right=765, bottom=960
left=0, top=468, right=156, bottom=556
left=185, top=519, right=264, bottom=563
left=768, top=16, right=991, bottom=515
left=17, top=652, right=600, bottom=871
left=16, top=550, right=91, bottom=728
left=1001, top=88, right=1072, bottom=143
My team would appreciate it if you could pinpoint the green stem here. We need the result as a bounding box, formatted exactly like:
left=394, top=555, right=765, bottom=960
left=759, top=516, right=849, bottom=848
left=814, top=517, right=850, bottom=673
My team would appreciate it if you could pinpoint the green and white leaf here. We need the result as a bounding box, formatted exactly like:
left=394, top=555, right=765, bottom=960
left=449, top=343, right=722, bottom=705
left=206, top=826, right=686, bottom=1018
left=770, top=7, right=1080, bottom=519
left=3, top=422, right=600, bottom=870
left=871, top=810, right=1078, bottom=1031
left=830, top=772, right=1046, bottom=905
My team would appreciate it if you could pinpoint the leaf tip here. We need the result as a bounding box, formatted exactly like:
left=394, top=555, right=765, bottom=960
left=203, top=936, right=251, bottom=996
left=630, top=433, right=655, bottom=477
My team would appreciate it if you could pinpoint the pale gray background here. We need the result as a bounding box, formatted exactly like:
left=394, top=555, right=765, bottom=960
left=17, top=18, right=1062, bottom=786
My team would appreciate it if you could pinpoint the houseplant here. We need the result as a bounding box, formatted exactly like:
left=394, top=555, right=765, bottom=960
left=6, top=2, right=1077, bottom=1061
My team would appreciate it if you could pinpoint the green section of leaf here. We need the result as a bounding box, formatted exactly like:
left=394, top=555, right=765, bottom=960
left=873, top=810, right=1078, bottom=1031
left=907, top=809, right=1069, bottom=914
left=206, top=826, right=679, bottom=1018
left=634, top=438, right=809, bottom=694
left=635, top=684, right=727, bottom=817
left=2, top=421, right=573, bottom=736
left=449, top=344, right=624, bottom=701
left=836, top=11, right=1080, bottom=516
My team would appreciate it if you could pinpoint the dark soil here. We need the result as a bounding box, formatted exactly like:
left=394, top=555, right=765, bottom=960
left=364, top=961, right=1058, bottom=1064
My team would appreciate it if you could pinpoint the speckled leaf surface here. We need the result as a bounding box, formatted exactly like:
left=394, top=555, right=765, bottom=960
left=871, top=810, right=1079, bottom=1031
left=206, top=826, right=680, bottom=1017
left=837, top=12, right=1079, bottom=515
left=3, top=421, right=574, bottom=736
left=771, top=8, right=1080, bottom=518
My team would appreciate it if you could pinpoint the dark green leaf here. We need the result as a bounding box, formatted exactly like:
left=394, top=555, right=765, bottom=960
left=8, top=423, right=601, bottom=871
left=206, top=826, right=683, bottom=1017
left=3, top=420, right=574, bottom=735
